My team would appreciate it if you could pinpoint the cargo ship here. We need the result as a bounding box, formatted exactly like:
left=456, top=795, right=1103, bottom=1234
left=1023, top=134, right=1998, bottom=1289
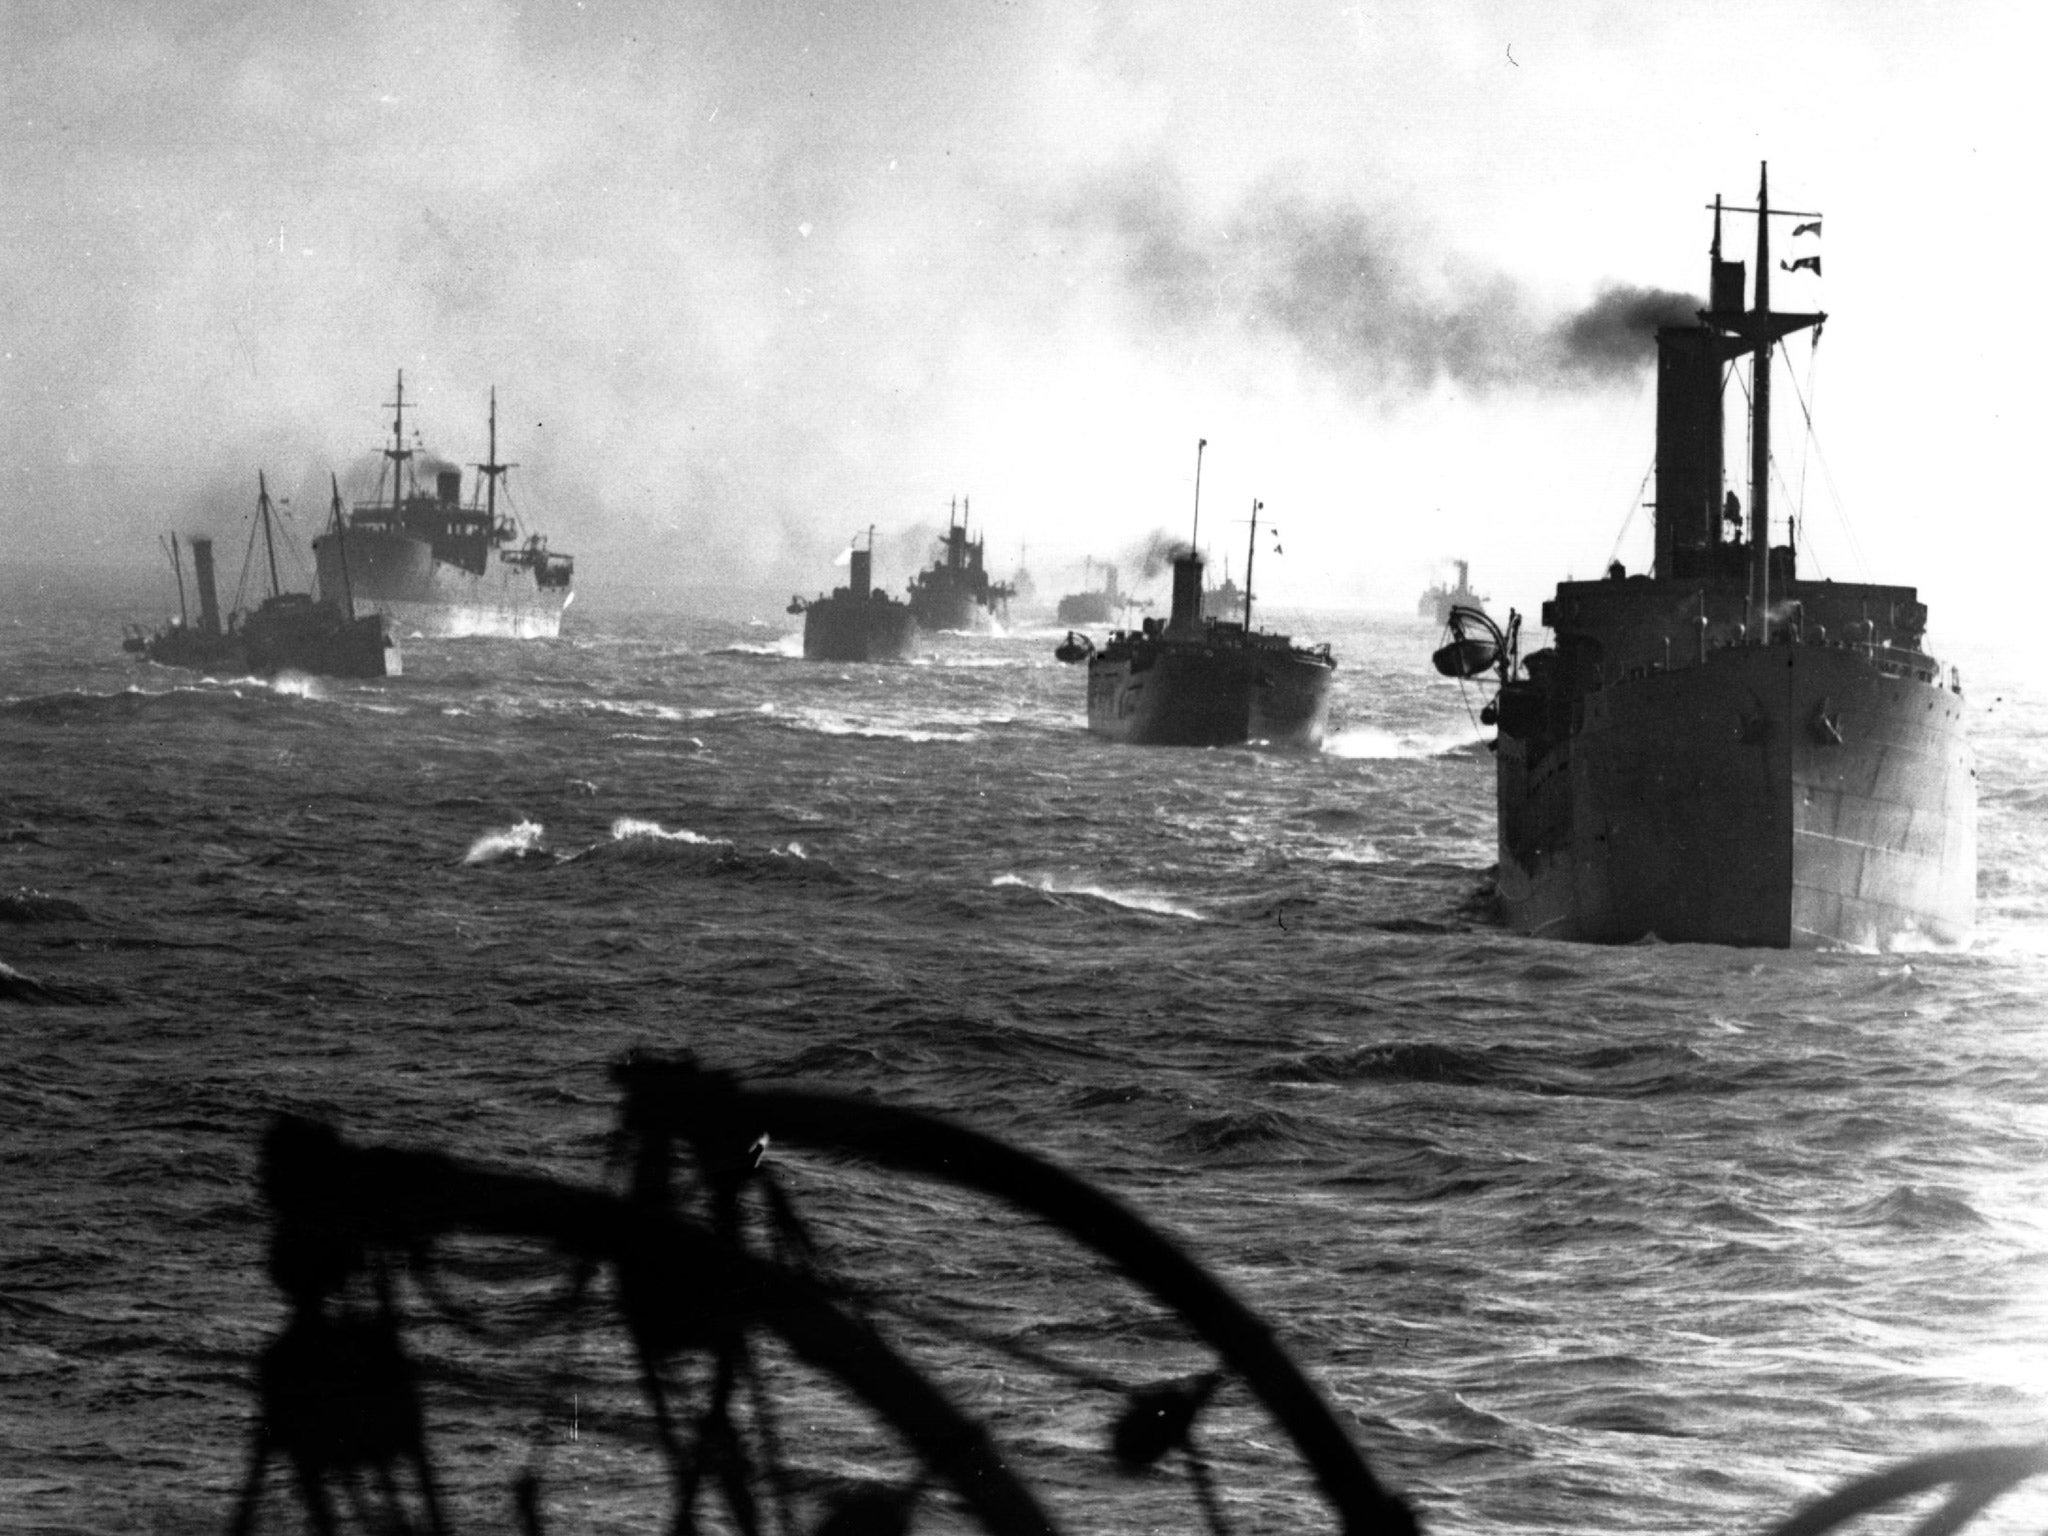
left=128, top=476, right=398, bottom=679
left=1419, top=560, right=1487, bottom=626
left=1059, top=442, right=1335, bottom=748
left=905, top=498, right=1012, bottom=632
left=787, top=528, right=920, bottom=661
left=1438, top=166, right=1973, bottom=948
left=312, top=374, right=573, bottom=638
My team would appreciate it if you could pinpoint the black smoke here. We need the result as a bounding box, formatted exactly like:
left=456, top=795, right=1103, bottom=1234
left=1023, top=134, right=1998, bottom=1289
left=1124, top=530, right=1192, bottom=581
left=1099, top=170, right=1699, bottom=398
left=1555, top=285, right=1702, bottom=373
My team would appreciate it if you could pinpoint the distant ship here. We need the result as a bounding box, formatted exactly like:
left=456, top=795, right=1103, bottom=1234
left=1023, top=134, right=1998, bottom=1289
left=905, top=498, right=1012, bottom=632
left=1055, top=558, right=1135, bottom=626
left=1438, top=165, right=1973, bottom=948
left=312, top=374, right=573, bottom=639
left=787, top=528, right=920, bottom=661
left=128, top=476, right=399, bottom=679
left=1008, top=547, right=1038, bottom=612
left=1201, top=562, right=1243, bottom=621
left=1059, top=442, right=1335, bottom=748
left=1419, top=560, right=1487, bottom=626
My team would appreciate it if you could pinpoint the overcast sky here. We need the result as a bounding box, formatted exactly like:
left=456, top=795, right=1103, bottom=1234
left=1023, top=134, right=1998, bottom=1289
left=2, top=0, right=2038, bottom=632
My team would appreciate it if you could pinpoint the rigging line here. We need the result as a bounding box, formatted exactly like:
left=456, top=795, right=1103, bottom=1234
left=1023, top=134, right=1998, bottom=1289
left=234, top=503, right=261, bottom=618
left=1779, top=340, right=1868, bottom=582
left=1796, top=340, right=1818, bottom=547
left=1605, top=461, right=1654, bottom=571
left=1587, top=377, right=1656, bottom=571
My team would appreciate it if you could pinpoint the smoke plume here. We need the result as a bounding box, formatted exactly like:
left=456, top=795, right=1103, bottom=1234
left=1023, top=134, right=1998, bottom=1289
left=1124, top=530, right=1192, bottom=581
left=1099, top=172, right=1699, bottom=398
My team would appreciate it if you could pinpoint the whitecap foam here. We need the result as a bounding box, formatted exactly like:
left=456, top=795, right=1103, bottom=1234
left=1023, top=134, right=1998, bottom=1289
left=1327, top=843, right=1389, bottom=865
left=992, top=873, right=1203, bottom=920
left=793, top=714, right=976, bottom=743
left=1323, top=726, right=1484, bottom=760
left=268, top=672, right=325, bottom=700
left=716, top=633, right=804, bottom=658
left=587, top=699, right=688, bottom=723
left=610, top=817, right=728, bottom=847
left=464, top=820, right=547, bottom=865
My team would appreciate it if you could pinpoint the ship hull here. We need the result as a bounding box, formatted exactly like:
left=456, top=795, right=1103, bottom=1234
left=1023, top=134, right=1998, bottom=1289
left=802, top=597, right=920, bottom=662
left=1055, top=592, right=1114, bottom=626
left=1495, top=644, right=1974, bottom=948
left=1087, top=641, right=1333, bottom=748
left=244, top=599, right=400, bottom=679
left=313, top=530, right=570, bottom=639
left=140, top=627, right=244, bottom=674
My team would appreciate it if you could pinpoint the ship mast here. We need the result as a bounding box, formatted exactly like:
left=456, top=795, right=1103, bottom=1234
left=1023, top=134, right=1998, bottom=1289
left=1703, top=164, right=1822, bottom=639
left=164, top=534, right=189, bottom=628
left=256, top=471, right=282, bottom=600
left=1189, top=438, right=1208, bottom=551
left=329, top=473, right=356, bottom=621
left=471, top=387, right=514, bottom=533
left=1749, top=164, right=1774, bottom=631
left=1242, top=499, right=1261, bottom=630
left=384, top=371, right=413, bottom=507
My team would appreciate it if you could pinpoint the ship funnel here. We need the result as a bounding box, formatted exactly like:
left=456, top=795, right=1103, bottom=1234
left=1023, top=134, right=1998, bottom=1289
left=1168, top=549, right=1205, bottom=632
left=850, top=547, right=872, bottom=600
left=436, top=468, right=463, bottom=505
left=1652, top=324, right=1725, bottom=577
left=189, top=538, right=222, bottom=635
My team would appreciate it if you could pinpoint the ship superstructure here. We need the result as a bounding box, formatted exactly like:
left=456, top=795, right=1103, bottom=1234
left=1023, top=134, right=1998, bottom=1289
left=1420, top=560, right=1487, bottom=626
left=788, top=527, right=921, bottom=661
left=905, top=498, right=1012, bottom=632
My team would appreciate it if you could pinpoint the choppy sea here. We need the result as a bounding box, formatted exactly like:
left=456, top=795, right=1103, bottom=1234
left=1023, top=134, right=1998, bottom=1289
left=4, top=567, right=2048, bottom=1536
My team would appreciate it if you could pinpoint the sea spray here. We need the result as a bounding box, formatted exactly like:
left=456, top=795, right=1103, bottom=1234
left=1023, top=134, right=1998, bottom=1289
left=464, top=820, right=547, bottom=865
left=1324, top=725, right=1483, bottom=760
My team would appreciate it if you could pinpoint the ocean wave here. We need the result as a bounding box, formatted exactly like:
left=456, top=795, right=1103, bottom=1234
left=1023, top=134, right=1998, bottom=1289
left=463, top=820, right=550, bottom=866
left=1328, top=843, right=1389, bottom=865
left=584, top=698, right=690, bottom=723
left=1846, top=1184, right=1987, bottom=1232
left=0, top=959, right=111, bottom=1005
left=784, top=712, right=979, bottom=743
left=1278, top=1041, right=1510, bottom=1089
left=571, top=818, right=844, bottom=884
left=1167, top=1105, right=1316, bottom=1157
left=2, top=687, right=192, bottom=725
left=611, top=817, right=727, bottom=849
left=991, top=873, right=1203, bottom=920
left=711, top=633, right=804, bottom=659
left=0, top=889, right=92, bottom=924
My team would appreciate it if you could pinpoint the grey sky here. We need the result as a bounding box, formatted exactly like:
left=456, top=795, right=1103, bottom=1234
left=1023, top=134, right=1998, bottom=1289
left=3, top=0, right=2036, bottom=626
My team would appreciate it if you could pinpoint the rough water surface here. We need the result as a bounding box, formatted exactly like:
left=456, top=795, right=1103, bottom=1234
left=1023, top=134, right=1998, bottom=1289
left=4, top=571, right=2048, bottom=1536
